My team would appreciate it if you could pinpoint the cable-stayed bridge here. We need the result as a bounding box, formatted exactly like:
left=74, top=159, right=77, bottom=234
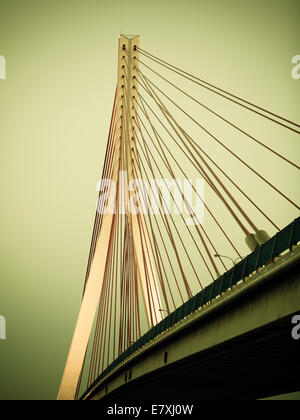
left=57, top=35, right=300, bottom=401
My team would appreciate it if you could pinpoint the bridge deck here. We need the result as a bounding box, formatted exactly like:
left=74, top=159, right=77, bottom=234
left=81, top=217, right=300, bottom=400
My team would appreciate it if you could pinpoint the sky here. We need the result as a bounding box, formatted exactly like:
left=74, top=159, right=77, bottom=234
left=0, top=0, right=299, bottom=400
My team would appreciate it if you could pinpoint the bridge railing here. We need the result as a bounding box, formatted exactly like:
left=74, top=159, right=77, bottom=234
left=81, top=216, right=300, bottom=399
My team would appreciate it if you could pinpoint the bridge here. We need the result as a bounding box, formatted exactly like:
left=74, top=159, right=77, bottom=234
left=57, top=35, right=300, bottom=401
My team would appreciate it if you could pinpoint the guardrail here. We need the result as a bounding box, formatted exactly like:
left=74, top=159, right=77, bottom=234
left=81, top=216, right=300, bottom=399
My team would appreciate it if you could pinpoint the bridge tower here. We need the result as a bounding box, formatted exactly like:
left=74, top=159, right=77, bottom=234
left=57, top=35, right=163, bottom=401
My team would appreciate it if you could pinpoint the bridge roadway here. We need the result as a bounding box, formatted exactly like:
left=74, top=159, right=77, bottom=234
left=82, top=244, right=300, bottom=401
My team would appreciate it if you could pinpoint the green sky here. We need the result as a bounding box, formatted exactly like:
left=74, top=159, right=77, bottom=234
left=0, top=0, right=299, bottom=400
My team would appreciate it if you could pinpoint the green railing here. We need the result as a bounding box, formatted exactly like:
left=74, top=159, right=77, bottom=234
left=80, top=216, right=300, bottom=399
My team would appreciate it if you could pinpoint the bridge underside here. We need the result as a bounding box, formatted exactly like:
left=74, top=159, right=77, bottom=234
left=98, top=312, right=300, bottom=401
left=85, top=251, right=300, bottom=401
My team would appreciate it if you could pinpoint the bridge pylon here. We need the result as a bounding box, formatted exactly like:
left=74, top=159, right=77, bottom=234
left=57, top=35, right=163, bottom=401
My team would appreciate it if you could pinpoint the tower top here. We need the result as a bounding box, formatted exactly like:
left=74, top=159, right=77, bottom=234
left=120, top=33, right=140, bottom=40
